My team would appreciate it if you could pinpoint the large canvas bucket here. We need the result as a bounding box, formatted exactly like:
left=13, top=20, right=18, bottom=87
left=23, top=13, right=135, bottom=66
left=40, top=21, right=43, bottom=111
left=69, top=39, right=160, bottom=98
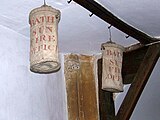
left=29, top=5, right=61, bottom=73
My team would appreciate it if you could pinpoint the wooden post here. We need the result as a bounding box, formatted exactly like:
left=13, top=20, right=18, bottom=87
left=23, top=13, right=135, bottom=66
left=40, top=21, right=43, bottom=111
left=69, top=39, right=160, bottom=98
left=64, top=54, right=99, bottom=120
left=98, top=59, right=115, bottom=120
left=116, top=43, right=160, bottom=120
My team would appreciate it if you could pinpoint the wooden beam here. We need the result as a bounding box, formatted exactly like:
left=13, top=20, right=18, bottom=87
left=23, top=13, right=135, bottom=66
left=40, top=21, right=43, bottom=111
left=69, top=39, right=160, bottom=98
left=98, top=59, right=115, bottom=120
left=124, top=43, right=144, bottom=53
left=123, top=42, right=160, bottom=84
left=116, top=43, right=160, bottom=120
left=122, top=45, right=148, bottom=84
left=73, top=0, right=160, bottom=44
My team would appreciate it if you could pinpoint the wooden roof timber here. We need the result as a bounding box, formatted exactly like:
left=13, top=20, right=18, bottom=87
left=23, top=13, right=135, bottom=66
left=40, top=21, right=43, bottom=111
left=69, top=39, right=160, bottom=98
left=116, top=43, right=160, bottom=120
left=94, top=42, right=159, bottom=84
left=73, top=0, right=160, bottom=84
left=73, top=0, right=160, bottom=44
left=123, top=44, right=148, bottom=84
left=71, top=1, right=160, bottom=119
left=97, top=43, right=160, bottom=120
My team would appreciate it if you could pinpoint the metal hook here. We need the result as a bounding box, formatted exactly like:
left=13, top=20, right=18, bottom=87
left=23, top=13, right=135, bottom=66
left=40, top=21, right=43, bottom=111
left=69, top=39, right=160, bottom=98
left=108, top=25, right=112, bottom=42
left=125, top=35, right=130, bottom=39
left=108, top=25, right=112, bottom=29
left=67, top=0, right=72, bottom=4
left=89, top=13, right=94, bottom=17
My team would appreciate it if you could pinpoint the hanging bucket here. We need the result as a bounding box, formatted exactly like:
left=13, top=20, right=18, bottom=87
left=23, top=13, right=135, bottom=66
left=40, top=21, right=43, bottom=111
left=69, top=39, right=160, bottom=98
left=101, top=42, right=125, bottom=92
left=29, top=4, right=61, bottom=73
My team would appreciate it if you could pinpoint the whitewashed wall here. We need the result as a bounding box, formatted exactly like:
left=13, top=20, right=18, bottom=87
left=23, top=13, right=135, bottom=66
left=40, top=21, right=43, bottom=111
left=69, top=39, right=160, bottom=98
left=0, top=23, right=160, bottom=120
left=0, top=25, right=67, bottom=120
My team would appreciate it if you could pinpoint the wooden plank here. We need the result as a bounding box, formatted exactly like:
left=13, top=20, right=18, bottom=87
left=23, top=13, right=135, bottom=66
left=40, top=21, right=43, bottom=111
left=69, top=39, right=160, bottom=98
left=98, top=59, right=115, bottom=120
left=64, top=54, right=80, bottom=120
left=73, top=0, right=160, bottom=44
left=79, top=55, right=98, bottom=120
left=116, top=43, right=160, bottom=120
left=64, top=54, right=98, bottom=120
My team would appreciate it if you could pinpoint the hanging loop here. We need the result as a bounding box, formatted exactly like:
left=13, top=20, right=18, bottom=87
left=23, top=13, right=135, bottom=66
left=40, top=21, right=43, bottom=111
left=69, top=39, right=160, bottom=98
left=44, top=0, right=46, bottom=5
left=108, top=25, right=112, bottom=42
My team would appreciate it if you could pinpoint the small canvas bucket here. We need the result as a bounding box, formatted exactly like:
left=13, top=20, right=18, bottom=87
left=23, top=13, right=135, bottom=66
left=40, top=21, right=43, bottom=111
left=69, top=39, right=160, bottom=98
left=101, top=42, right=125, bottom=92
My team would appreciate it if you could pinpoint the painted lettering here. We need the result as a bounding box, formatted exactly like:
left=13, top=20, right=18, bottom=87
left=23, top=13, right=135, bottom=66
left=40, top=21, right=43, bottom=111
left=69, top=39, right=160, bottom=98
left=30, top=16, right=54, bottom=27
left=106, top=49, right=122, bottom=57
left=105, top=74, right=120, bottom=81
left=35, top=34, right=55, bottom=43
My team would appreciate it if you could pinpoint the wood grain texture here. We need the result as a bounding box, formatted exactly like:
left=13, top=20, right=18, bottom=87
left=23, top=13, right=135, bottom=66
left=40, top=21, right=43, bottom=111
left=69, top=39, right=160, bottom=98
left=64, top=54, right=98, bottom=120
left=98, top=59, right=115, bottom=120
left=116, top=43, right=160, bottom=120
left=64, top=54, right=80, bottom=120
left=122, top=45, right=148, bottom=84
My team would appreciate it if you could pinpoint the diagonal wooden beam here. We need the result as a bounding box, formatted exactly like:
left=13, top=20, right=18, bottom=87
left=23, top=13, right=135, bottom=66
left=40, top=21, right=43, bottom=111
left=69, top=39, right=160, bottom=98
left=116, top=43, right=160, bottom=120
left=73, top=0, right=160, bottom=44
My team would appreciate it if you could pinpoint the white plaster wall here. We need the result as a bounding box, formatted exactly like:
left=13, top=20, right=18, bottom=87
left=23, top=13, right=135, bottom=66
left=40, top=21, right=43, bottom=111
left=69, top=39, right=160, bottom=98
left=0, top=25, right=67, bottom=120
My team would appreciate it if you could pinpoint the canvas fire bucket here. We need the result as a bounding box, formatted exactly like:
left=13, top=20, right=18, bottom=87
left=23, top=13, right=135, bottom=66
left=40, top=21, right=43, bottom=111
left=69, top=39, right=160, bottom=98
left=29, top=4, right=61, bottom=73
left=101, top=42, right=125, bottom=92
